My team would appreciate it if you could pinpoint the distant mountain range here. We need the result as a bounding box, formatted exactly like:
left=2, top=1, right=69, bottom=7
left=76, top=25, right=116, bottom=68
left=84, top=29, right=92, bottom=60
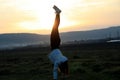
left=0, top=26, right=120, bottom=49
left=0, top=33, right=49, bottom=49
left=61, top=26, right=120, bottom=41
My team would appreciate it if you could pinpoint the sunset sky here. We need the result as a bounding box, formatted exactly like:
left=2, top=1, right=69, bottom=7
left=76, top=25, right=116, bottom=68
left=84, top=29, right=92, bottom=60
left=0, top=0, right=120, bottom=34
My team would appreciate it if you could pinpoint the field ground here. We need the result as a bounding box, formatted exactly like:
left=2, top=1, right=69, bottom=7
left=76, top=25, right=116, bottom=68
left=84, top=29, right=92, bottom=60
left=0, top=42, right=120, bottom=80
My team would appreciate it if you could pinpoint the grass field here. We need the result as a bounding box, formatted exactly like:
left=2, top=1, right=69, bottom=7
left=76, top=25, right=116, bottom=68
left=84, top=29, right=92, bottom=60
left=0, top=42, right=120, bottom=80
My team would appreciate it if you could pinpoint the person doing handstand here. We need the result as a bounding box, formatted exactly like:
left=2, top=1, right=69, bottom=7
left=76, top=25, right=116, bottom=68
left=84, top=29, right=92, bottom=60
left=48, top=5, right=69, bottom=80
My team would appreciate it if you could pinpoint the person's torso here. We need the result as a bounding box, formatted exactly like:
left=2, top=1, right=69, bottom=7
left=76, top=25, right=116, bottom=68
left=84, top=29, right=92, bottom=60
left=48, top=49, right=68, bottom=64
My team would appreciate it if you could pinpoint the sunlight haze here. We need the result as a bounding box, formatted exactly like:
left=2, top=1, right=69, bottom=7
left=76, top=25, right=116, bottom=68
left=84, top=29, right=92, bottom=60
left=0, top=0, right=120, bottom=34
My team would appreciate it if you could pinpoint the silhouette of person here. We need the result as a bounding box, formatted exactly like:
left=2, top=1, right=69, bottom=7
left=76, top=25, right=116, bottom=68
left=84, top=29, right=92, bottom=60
left=48, top=5, right=69, bottom=80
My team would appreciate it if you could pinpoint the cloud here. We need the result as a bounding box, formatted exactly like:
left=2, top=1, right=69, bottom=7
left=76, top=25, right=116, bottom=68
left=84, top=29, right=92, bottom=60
left=0, top=0, right=120, bottom=34
left=63, top=0, right=120, bottom=27
left=0, top=1, right=36, bottom=33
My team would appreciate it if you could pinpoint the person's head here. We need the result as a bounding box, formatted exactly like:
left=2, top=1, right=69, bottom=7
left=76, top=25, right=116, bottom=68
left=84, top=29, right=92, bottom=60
left=58, top=67, right=69, bottom=79
left=58, top=61, right=69, bottom=76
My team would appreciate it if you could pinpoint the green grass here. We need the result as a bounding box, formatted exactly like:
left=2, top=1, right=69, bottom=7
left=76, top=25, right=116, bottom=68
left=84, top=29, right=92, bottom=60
left=0, top=43, right=120, bottom=80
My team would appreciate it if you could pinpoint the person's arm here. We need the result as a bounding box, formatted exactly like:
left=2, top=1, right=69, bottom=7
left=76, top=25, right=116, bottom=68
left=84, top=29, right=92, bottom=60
left=53, top=62, right=59, bottom=80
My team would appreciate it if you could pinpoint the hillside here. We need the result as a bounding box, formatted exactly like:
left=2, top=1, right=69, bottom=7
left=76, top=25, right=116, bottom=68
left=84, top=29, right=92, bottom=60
left=0, top=26, right=120, bottom=49
left=61, top=26, right=120, bottom=41
left=0, top=33, right=49, bottom=49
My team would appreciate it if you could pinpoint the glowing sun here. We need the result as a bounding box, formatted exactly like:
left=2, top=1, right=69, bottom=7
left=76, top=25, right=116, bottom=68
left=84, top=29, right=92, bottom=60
left=17, top=0, right=56, bottom=30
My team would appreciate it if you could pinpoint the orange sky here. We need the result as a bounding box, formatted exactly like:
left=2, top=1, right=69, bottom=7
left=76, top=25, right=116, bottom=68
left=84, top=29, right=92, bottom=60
left=0, top=0, right=120, bottom=34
